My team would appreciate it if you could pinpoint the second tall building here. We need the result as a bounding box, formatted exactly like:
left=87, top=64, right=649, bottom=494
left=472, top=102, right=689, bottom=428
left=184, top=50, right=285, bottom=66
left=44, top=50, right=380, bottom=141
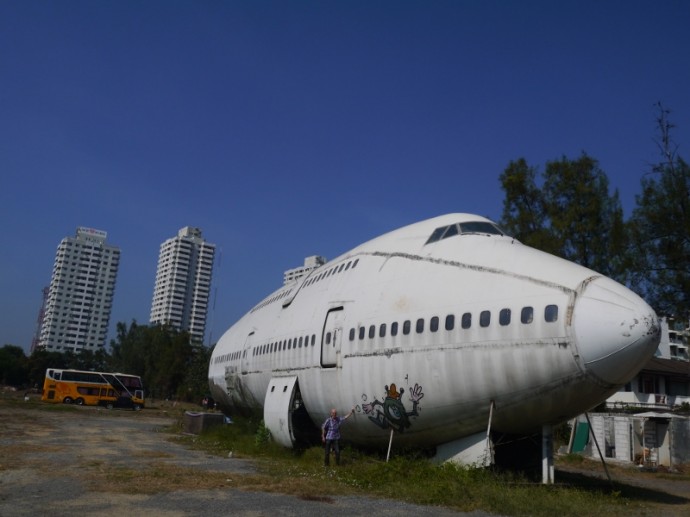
left=150, top=227, right=215, bottom=344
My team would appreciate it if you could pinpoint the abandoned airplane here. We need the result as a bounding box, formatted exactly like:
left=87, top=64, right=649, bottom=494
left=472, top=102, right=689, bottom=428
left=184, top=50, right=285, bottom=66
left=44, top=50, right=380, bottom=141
left=208, top=213, right=660, bottom=469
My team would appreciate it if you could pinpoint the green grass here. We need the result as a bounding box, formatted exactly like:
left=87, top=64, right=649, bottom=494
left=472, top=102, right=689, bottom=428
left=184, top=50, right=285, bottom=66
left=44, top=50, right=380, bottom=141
left=174, top=414, right=678, bottom=517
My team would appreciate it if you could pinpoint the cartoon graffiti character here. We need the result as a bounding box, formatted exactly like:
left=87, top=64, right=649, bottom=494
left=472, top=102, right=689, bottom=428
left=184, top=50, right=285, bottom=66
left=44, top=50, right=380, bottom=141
left=362, top=382, right=424, bottom=432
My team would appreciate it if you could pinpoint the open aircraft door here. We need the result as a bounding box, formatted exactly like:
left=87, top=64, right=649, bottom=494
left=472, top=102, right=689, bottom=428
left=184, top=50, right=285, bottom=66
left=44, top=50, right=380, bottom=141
left=321, top=307, right=344, bottom=368
left=264, top=376, right=300, bottom=447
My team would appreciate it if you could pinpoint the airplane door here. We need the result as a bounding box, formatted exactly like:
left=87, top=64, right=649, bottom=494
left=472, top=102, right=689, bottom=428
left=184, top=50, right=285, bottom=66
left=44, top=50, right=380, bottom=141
left=263, top=375, right=299, bottom=447
left=241, top=331, right=255, bottom=375
left=321, top=307, right=344, bottom=368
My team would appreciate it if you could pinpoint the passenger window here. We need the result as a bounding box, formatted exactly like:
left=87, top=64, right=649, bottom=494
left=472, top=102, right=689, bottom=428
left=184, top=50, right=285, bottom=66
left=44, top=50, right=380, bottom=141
left=416, top=318, right=424, bottom=333
left=379, top=324, right=387, bottom=337
left=312, top=334, right=316, bottom=346
left=545, top=305, right=558, bottom=322
left=430, top=316, right=439, bottom=332
left=480, top=311, right=491, bottom=327
left=325, top=333, right=331, bottom=345
left=369, top=325, right=375, bottom=339
left=462, top=312, right=472, bottom=329
left=521, top=307, right=533, bottom=324
left=349, top=328, right=355, bottom=341
left=499, top=309, right=511, bottom=326
left=403, top=320, right=411, bottom=335
left=298, top=337, right=303, bottom=348
left=445, top=314, right=455, bottom=331
left=359, top=327, right=365, bottom=340
left=391, top=322, right=398, bottom=336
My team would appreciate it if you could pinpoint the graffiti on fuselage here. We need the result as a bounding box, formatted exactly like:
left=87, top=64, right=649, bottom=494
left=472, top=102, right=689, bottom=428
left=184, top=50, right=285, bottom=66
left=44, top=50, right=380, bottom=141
left=362, top=382, right=424, bottom=433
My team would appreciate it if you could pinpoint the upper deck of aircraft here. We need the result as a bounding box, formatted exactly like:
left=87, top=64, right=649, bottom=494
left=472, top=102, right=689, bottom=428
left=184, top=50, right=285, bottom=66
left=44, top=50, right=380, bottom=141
left=342, top=213, right=509, bottom=256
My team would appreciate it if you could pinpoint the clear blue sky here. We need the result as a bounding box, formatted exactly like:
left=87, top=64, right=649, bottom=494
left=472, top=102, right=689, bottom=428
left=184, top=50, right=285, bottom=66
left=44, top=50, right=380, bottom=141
left=1, top=1, right=688, bottom=353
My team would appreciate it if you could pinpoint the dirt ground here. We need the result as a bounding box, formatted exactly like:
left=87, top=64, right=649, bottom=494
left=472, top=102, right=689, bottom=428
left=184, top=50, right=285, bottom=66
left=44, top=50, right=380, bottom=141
left=0, top=400, right=470, bottom=517
left=1, top=398, right=689, bottom=516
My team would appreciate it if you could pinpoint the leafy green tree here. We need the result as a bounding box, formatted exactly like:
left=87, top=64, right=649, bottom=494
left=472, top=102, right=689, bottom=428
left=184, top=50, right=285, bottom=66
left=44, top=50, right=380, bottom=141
left=542, top=154, right=627, bottom=280
left=26, top=349, right=71, bottom=389
left=109, top=321, right=203, bottom=402
left=25, top=348, right=113, bottom=390
left=498, top=159, right=555, bottom=253
left=500, top=153, right=628, bottom=282
left=0, top=345, right=29, bottom=386
left=110, top=321, right=148, bottom=376
left=628, top=104, right=690, bottom=318
left=179, top=343, right=214, bottom=403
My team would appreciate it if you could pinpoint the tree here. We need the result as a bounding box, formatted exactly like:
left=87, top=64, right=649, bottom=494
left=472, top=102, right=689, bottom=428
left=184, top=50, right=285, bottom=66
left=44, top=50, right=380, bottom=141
left=500, top=154, right=628, bottom=282
left=499, top=159, right=556, bottom=254
left=542, top=154, right=627, bottom=281
left=628, top=103, right=690, bottom=318
left=109, top=321, right=203, bottom=402
left=0, top=345, right=28, bottom=387
left=26, top=349, right=72, bottom=389
left=179, top=343, right=214, bottom=402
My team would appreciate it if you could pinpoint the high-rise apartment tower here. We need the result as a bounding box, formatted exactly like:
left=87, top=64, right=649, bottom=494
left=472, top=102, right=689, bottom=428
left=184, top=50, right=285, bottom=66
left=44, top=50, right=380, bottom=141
left=38, top=227, right=120, bottom=352
left=150, top=227, right=215, bottom=343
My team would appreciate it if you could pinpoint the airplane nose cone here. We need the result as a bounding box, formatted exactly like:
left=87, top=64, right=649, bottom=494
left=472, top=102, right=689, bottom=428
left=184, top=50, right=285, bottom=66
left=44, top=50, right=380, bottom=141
left=572, top=276, right=660, bottom=386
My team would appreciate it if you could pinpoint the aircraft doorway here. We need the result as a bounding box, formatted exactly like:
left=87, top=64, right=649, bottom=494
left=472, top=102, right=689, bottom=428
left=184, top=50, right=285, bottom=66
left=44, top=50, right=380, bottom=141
left=241, top=331, right=255, bottom=375
left=321, top=307, right=344, bottom=368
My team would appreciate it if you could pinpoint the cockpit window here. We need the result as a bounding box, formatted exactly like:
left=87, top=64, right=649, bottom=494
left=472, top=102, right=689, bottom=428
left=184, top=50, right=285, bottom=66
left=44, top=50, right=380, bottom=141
left=426, top=226, right=447, bottom=244
left=459, top=222, right=504, bottom=235
left=425, top=221, right=506, bottom=244
left=443, top=224, right=459, bottom=239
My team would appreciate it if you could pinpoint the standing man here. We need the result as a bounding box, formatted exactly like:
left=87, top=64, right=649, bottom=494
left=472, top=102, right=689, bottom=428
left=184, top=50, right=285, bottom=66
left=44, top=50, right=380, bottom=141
left=322, top=406, right=355, bottom=466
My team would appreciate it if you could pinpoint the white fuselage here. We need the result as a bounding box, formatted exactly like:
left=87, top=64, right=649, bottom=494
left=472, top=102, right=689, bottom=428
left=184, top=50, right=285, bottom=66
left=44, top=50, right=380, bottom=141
left=208, top=214, right=660, bottom=449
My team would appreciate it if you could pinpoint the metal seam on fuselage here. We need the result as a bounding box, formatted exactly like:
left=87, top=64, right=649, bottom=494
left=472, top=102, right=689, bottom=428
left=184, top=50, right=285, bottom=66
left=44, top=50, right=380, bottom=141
left=367, top=251, right=576, bottom=294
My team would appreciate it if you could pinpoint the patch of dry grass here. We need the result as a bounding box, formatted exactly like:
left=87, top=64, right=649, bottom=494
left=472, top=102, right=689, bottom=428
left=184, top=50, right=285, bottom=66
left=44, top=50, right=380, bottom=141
left=81, top=461, right=339, bottom=498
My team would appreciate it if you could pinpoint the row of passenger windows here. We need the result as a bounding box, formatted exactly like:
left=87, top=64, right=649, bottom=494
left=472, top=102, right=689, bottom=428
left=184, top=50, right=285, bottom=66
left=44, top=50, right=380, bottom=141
left=250, top=258, right=361, bottom=314
left=251, top=288, right=293, bottom=313
left=214, top=304, right=560, bottom=365
left=347, top=305, right=559, bottom=341
left=253, top=334, right=317, bottom=356
left=302, top=258, right=359, bottom=287
left=213, top=334, right=318, bottom=364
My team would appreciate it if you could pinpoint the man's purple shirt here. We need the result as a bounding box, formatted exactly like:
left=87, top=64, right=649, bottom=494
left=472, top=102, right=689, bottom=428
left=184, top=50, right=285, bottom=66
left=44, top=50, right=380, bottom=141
left=322, top=416, right=345, bottom=440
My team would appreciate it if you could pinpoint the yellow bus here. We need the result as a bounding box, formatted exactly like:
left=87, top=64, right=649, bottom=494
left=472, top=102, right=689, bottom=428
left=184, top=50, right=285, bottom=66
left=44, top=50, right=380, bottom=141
left=41, top=368, right=145, bottom=410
